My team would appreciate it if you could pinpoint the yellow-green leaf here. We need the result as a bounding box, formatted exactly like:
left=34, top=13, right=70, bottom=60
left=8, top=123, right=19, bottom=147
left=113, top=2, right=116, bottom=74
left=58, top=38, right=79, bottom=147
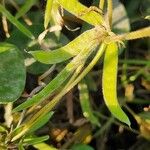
left=44, top=0, right=54, bottom=29
left=102, top=42, right=130, bottom=126
left=57, top=0, right=104, bottom=26
left=33, top=143, right=57, bottom=150
left=13, top=41, right=94, bottom=112
left=24, top=135, right=49, bottom=145
left=29, top=27, right=101, bottom=64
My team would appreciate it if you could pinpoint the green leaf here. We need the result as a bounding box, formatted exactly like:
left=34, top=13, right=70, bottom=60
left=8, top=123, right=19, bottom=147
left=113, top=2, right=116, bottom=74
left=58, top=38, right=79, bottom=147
left=0, top=43, right=16, bottom=53
left=10, top=112, right=53, bottom=142
left=85, top=75, right=97, bottom=92
left=71, top=144, right=94, bottom=150
left=29, top=27, right=100, bottom=64
left=78, top=80, right=100, bottom=127
left=58, top=0, right=104, bottom=26
left=12, top=45, right=93, bottom=141
left=27, top=62, right=51, bottom=75
left=27, top=111, right=54, bottom=134
left=0, top=4, right=35, bottom=39
left=18, top=144, right=25, bottom=150
left=0, top=125, right=7, bottom=133
left=102, top=42, right=130, bottom=126
left=13, top=64, right=74, bottom=111
left=33, top=143, right=57, bottom=150
left=13, top=41, right=94, bottom=112
left=24, top=135, right=49, bottom=145
left=15, top=0, right=38, bottom=19
left=0, top=43, right=26, bottom=103
left=44, top=0, right=54, bottom=29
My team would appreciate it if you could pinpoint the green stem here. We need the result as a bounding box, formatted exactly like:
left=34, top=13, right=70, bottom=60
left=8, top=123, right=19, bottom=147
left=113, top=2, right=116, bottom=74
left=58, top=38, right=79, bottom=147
left=11, top=46, right=94, bottom=141
left=93, top=117, right=114, bottom=137
left=30, top=43, right=105, bottom=125
left=95, top=112, right=139, bottom=134
left=11, top=43, right=106, bottom=142
left=66, top=43, right=106, bottom=92
left=107, top=0, right=113, bottom=27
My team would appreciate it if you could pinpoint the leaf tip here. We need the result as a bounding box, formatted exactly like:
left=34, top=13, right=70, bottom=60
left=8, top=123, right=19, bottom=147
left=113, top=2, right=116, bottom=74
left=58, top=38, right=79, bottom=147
left=125, top=118, right=131, bottom=127
left=12, top=104, right=24, bottom=112
left=12, top=107, right=19, bottom=113
left=118, top=113, right=131, bottom=127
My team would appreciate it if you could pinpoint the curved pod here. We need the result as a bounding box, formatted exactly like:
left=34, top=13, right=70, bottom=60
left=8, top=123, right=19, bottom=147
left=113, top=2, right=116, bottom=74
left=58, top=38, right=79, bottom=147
left=102, top=42, right=130, bottom=126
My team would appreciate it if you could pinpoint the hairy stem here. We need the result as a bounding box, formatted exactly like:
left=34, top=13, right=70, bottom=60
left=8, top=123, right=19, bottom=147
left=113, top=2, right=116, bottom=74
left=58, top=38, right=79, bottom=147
left=107, top=0, right=113, bottom=28
left=105, top=26, right=150, bottom=42
left=99, top=0, right=105, bottom=10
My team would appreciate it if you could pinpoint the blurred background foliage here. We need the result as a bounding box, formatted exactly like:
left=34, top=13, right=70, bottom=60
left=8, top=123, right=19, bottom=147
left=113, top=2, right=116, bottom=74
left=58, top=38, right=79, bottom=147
left=0, top=0, right=150, bottom=149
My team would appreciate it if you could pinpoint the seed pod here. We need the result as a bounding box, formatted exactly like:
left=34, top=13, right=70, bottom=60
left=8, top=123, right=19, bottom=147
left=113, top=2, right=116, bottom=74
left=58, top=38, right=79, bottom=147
left=102, top=42, right=130, bottom=126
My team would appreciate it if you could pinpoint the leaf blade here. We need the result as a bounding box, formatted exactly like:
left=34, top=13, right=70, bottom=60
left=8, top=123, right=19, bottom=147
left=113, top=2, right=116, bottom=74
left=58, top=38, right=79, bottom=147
left=13, top=40, right=96, bottom=111
left=24, top=135, right=49, bottom=145
left=102, top=42, right=130, bottom=126
left=44, top=0, right=54, bottom=29
left=58, top=0, right=104, bottom=26
left=0, top=4, right=35, bottom=39
left=29, top=27, right=100, bottom=64
left=27, top=111, right=54, bottom=134
left=0, top=43, right=26, bottom=103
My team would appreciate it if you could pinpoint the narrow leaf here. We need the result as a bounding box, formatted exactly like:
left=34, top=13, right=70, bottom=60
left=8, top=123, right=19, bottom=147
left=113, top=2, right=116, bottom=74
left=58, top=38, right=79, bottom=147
left=109, top=27, right=150, bottom=43
left=18, top=144, right=25, bottom=150
left=33, top=143, right=57, bottom=150
left=0, top=43, right=15, bottom=53
left=12, top=44, right=94, bottom=141
left=27, top=111, right=54, bottom=134
left=0, top=43, right=26, bottom=103
left=0, top=4, right=35, bottom=39
left=44, top=0, right=53, bottom=29
left=15, top=0, right=38, bottom=19
left=0, top=125, right=7, bottom=133
left=78, top=80, right=100, bottom=127
left=123, top=26, right=150, bottom=40
left=102, top=42, right=130, bottom=126
left=29, top=27, right=100, bottom=64
left=85, top=75, right=97, bottom=92
left=50, top=1, right=63, bottom=37
left=13, top=43, right=94, bottom=112
left=13, top=64, right=75, bottom=112
left=24, top=135, right=49, bottom=145
left=58, top=0, right=104, bottom=26
left=71, top=144, right=94, bottom=150
left=11, top=112, right=53, bottom=142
